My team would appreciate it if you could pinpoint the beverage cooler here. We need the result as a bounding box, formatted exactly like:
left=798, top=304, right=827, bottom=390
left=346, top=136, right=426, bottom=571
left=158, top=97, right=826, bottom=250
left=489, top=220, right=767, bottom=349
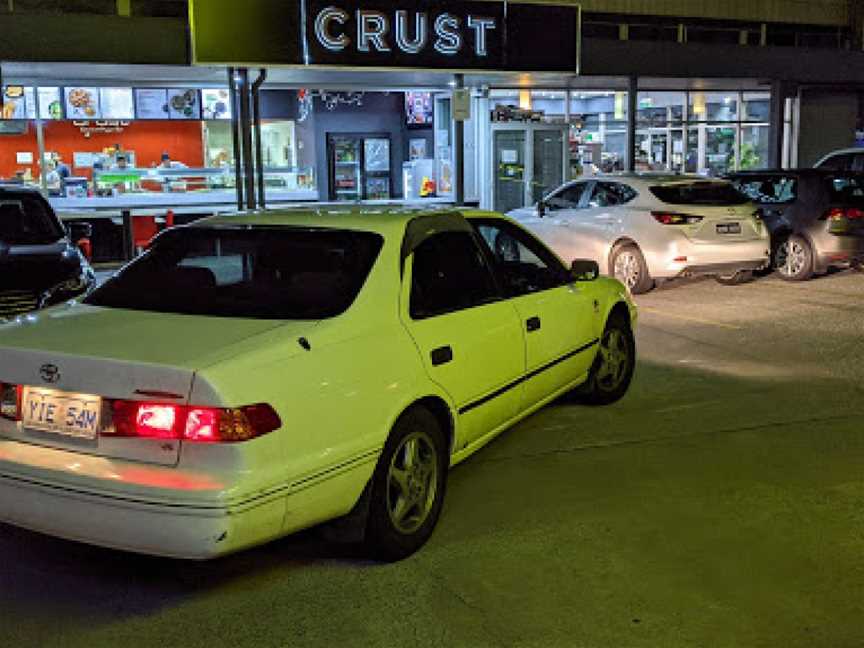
left=327, top=133, right=392, bottom=201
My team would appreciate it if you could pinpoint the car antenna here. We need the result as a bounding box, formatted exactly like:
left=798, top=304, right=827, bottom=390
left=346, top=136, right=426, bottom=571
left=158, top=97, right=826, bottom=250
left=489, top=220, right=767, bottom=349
left=298, top=337, right=312, bottom=351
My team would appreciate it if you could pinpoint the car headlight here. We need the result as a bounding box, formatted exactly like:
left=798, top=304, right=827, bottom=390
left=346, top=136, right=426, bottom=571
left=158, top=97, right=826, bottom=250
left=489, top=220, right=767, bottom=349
left=40, top=266, right=96, bottom=307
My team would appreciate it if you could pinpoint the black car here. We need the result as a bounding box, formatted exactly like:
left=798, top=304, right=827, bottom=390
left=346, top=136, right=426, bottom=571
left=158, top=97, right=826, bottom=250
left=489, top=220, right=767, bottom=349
left=729, top=169, right=864, bottom=281
left=0, top=186, right=95, bottom=319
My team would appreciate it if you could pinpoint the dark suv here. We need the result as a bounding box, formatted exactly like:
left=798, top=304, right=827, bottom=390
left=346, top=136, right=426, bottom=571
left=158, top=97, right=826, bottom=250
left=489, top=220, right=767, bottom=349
left=0, top=186, right=95, bottom=319
left=729, top=170, right=864, bottom=281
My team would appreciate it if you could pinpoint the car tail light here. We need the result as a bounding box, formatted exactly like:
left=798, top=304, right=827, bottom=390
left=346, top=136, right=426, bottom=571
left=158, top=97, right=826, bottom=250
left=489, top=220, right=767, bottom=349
left=652, top=211, right=703, bottom=225
left=0, top=383, right=22, bottom=421
left=822, top=207, right=864, bottom=221
left=105, top=400, right=281, bottom=443
left=752, top=208, right=764, bottom=220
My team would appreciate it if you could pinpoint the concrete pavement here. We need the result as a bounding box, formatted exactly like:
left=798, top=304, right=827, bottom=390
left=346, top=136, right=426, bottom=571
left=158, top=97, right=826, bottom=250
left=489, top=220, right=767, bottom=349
left=1, top=270, right=862, bottom=647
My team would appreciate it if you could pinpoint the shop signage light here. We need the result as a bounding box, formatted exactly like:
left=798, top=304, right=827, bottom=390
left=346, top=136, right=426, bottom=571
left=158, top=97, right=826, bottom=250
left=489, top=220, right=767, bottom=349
left=189, top=0, right=581, bottom=73
left=313, top=8, right=497, bottom=58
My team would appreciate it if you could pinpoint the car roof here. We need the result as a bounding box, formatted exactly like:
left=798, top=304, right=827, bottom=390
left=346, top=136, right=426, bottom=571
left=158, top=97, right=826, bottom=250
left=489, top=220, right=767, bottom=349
left=728, top=168, right=864, bottom=177
left=566, top=173, right=729, bottom=188
left=817, top=148, right=864, bottom=158
left=196, top=206, right=508, bottom=237
left=0, top=184, right=44, bottom=195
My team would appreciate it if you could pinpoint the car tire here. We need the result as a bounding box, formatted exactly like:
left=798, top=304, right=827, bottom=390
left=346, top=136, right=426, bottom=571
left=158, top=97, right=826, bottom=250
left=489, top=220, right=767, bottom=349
left=774, top=234, right=814, bottom=282
left=714, top=270, right=755, bottom=286
left=576, top=312, right=636, bottom=406
left=611, top=244, right=654, bottom=294
left=365, top=406, right=448, bottom=562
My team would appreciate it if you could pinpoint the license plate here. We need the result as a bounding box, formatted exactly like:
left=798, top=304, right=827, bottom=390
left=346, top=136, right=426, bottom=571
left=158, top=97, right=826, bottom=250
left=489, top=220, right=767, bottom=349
left=717, top=222, right=742, bottom=235
left=22, top=387, right=101, bottom=440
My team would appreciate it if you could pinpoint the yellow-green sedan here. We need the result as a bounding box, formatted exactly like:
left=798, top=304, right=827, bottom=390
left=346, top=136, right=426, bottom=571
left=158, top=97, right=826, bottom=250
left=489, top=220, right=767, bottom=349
left=0, top=208, right=637, bottom=561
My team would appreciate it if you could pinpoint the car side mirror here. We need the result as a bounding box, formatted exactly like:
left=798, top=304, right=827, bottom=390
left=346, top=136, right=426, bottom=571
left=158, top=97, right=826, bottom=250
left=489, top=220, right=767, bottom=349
left=67, top=221, right=92, bottom=243
left=537, top=200, right=547, bottom=218
left=571, top=259, right=600, bottom=281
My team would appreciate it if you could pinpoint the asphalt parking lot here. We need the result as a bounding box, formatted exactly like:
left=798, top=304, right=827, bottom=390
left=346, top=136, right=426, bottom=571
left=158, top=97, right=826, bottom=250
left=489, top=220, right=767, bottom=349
left=2, top=270, right=863, bottom=648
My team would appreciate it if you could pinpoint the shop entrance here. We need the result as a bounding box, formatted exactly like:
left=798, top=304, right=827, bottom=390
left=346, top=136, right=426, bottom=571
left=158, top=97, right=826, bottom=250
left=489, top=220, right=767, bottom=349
left=491, top=123, right=568, bottom=213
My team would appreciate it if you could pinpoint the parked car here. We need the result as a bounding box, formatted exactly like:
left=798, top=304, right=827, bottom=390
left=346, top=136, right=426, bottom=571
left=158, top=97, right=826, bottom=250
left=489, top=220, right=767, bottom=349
left=507, top=174, right=770, bottom=294
left=0, top=208, right=636, bottom=561
left=0, top=186, right=95, bottom=320
left=814, top=148, right=864, bottom=172
left=729, top=170, right=864, bottom=280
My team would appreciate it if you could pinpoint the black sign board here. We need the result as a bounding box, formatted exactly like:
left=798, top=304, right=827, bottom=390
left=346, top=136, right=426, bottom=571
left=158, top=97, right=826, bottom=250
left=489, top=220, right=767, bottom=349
left=190, top=0, right=580, bottom=73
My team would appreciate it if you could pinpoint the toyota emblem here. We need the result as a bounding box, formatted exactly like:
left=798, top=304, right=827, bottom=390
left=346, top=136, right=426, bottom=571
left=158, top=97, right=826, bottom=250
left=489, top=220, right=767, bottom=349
left=40, top=364, right=60, bottom=384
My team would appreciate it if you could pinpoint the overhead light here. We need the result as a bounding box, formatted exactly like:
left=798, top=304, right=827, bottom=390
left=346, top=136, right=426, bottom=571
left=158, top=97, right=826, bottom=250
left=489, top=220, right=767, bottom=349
left=448, top=80, right=457, bottom=88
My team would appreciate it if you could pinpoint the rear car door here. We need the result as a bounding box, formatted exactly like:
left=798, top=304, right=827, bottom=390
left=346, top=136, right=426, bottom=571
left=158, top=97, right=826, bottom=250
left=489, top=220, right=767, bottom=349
left=401, top=230, right=525, bottom=449
left=471, top=218, right=598, bottom=411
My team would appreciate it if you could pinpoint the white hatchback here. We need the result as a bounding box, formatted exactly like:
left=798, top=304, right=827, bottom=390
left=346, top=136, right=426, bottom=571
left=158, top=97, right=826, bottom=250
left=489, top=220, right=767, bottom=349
left=508, top=174, right=771, bottom=294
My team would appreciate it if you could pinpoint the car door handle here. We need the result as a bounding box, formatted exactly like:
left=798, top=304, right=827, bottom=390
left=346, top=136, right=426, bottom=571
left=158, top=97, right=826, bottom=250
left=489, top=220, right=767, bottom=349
left=430, top=346, right=453, bottom=367
left=526, top=317, right=542, bottom=333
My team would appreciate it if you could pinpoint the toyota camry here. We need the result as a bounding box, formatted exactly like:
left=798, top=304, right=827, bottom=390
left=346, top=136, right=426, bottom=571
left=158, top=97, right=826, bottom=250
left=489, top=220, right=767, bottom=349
left=0, top=208, right=636, bottom=561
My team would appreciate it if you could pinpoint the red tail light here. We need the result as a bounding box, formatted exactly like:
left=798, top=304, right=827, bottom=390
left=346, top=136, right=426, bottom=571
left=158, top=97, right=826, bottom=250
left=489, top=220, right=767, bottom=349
left=652, top=212, right=703, bottom=225
left=823, top=207, right=864, bottom=221
left=0, top=383, right=22, bottom=421
left=106, top=400, right=281, bottom=443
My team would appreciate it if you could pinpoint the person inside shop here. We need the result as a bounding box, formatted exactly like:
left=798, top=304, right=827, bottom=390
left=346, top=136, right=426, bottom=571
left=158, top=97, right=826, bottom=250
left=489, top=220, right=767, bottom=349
left=54, top=155, right=72, bottom=181
left=45, top=160, right=62, bottom=195
left=113, top=155, right=130, bottom=170
left=160, top=152, right=188, bottom=169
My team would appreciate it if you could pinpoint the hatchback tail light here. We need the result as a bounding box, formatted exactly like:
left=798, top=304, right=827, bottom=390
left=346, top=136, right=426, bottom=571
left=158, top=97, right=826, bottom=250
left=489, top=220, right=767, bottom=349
left=652, top=211, right=703, bottom=225
left=105, top=400, right=281, bottom=443
left=0, top=383, right=22, bottom=421
left=822, top=207, right=864, bottom=221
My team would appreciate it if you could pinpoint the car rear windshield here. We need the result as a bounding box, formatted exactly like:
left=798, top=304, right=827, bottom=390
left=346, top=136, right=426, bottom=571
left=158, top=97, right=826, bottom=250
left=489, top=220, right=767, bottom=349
left=650, top=182, right=749, bottom=206
left=0, top=194, right=64, bottom=245
left=732, top=175, right=798, bottom=204
left=826, top=175, right=864, bottom=205
left=85, top=226, right=384, bottom=319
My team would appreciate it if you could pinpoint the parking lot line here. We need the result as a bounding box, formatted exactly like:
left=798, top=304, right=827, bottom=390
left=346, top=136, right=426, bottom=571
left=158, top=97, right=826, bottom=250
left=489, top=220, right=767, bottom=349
left=639, top=306, right=743, bottom=330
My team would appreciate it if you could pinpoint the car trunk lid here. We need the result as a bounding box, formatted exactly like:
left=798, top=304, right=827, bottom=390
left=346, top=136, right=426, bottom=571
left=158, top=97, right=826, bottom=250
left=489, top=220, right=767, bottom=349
left=0, top=304, right=311, bottom=466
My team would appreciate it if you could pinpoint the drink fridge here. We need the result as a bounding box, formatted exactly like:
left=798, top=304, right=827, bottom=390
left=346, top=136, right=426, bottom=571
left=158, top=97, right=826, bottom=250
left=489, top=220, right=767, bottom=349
left=327, top=134, right=392, bottom=201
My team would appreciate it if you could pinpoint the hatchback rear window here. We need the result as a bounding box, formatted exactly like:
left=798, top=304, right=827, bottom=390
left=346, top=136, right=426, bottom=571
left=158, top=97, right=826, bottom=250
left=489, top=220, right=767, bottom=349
left=86, top=227, right=383, bottom=319
left=0, top=194, right=64, bottom=245
left=649, top=182, right=749, bottom=206
left=826, top=175, right=864, bottom=205
left=733, top=176, right=798, bottom=204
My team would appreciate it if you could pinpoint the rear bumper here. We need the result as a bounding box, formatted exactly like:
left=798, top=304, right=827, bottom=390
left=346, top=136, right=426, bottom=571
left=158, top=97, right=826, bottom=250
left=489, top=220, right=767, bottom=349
left=647, top=238, right=771, bottom=279
left=679, top=259, right=768, bottom=277
left=0, top=458, right=286, bottom=560
left=814, top=234, right=864, bottom=271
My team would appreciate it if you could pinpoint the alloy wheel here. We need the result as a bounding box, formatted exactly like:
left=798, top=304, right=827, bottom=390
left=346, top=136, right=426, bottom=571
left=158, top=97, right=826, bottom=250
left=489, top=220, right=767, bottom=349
left=614, top=252, right=640, bottom=290
left=777, top=239, right=807, bottom=278
left=596, top=328, right=631, bottom=392
left=386, top=431, right=439, bottom=535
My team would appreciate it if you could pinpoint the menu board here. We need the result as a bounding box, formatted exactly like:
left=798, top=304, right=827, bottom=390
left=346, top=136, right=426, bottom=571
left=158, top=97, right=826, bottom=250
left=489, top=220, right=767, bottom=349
left=134, top=88, right=168, bottom=119
left=100, top=88, right=135, bottom=120
left=1, top=86, right=28, bottom=120
left=64, top=87, right=101, bottom=119
left=202, top=88, right=232, bottom=120
left=38, top=87, right=63, bottom=120
left=405, top=91, right=433, bottom=126
left=167, top=89, right=201, bottom=119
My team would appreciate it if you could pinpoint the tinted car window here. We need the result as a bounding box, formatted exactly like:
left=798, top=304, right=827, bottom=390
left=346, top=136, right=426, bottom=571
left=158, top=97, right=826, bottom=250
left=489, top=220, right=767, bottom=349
left=827, top=175, right=864, bottom=205
left=86, top=227, right=383, bottom=319
left=818, top=153, right=856, bottom=171
left=472, top=219, right=569, bottom=296
left=410, top=231, right=500, bottom=319
left=546, top=183, right=588, bottom=210
left=0, top=194, right=64, bottom=245
left=733, top=176, right=798, bottom=204
left=650, top=182, right=749, bottom=206
left=590, top=182, right=638, bottom=207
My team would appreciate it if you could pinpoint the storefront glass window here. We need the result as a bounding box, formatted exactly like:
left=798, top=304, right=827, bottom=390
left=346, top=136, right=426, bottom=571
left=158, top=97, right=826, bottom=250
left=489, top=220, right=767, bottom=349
left=689, top=92, right=738, bottom=122
left=740, top=125, right=770, bottom=170
left=571, top=91, right=628, bottom=174
left=742, top=92, right=771, bottom=122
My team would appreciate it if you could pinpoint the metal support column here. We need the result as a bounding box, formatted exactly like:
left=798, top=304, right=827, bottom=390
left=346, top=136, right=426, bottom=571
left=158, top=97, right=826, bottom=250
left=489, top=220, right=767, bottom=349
left=252, top=69, right=268, bottom=209
left=237, top=68, right=256, bottom=211
left=228, top=67, right=244, bottom=211
left=455, top=74, right=465, bottom=206
left=627, top=76, right=638, bottom=172
left=768, top=80, right=788, bottom=168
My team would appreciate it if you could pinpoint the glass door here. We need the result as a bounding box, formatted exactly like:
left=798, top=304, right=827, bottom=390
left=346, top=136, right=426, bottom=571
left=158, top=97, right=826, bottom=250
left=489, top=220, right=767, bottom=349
left=494, top=130, right=526, bottom=213
left=329, top=135, right=362, bottom=201
left=364, top=137, right=391, bottom=200
left=531, top=130, right=565, bottom=205
left=434, top=94, right=454, bottom=198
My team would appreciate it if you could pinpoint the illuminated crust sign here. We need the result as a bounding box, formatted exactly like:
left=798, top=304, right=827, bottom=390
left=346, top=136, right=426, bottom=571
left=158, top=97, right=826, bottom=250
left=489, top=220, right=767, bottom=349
left=314, top=7, right=497, bottom=57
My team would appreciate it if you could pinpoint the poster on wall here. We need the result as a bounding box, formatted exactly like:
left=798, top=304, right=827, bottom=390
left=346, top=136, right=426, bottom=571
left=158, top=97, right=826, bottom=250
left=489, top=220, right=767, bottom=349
left=202, top=88, right=232, bottom=120
left=409, top=139, right=427, bottom=160
left=167, top=89, right=201, bottom=119
left=405, top=92, right=432, bottom=126
left=38, top=87, right=63, bottom=120
left=64, top=87, right=101, bottom=119
left=1, top=87, right=28, bottom=120
left=100, top=88, right=135, bottom=120
left=135, top=89, right=168, bottom=119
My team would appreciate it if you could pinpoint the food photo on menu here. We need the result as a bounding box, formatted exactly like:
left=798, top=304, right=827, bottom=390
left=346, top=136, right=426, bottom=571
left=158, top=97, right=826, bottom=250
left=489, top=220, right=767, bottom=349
left=64, top=87, right=100, bottom=119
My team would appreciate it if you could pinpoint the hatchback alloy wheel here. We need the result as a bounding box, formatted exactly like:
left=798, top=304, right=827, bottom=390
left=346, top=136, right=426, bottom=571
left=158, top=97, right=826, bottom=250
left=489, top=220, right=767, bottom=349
left=777, top=239, right=807, bottom=278
left=613, top=251, right=641, bottom=290
left=386, top=430, right=439, bottom=535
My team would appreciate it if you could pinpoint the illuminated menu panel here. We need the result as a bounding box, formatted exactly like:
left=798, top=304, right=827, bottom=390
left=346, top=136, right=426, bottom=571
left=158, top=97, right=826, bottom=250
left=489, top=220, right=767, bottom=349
left=65, top=87, right=101, bottom=119
left=100, top=88, right=135, bottom=120
left=202, top=88, right=232, bottom=120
